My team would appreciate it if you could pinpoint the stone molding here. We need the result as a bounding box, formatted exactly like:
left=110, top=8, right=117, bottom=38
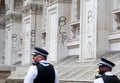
left=47, top=0, right=72, bottom=3
left=47, top=0, right=72, bottom=6
left=58, top=0, right=72, bottom=3
left=5, top=13, right=22, bottom=24
left=22, top=4, right=43, bottom=16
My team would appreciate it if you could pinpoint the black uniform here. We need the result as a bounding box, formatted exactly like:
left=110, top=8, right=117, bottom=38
left=34, top=62, right=55, bottom=83
left=102, top=75, right=120, bottom=83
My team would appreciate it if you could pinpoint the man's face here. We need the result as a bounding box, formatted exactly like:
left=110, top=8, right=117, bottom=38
left=98, top=66, right=110, bottom=75
left=33, top=55, right=41, bottom=63
left=99, top=66, right=105, bottom=75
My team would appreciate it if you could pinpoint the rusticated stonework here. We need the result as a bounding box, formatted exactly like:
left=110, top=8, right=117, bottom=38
left=5, top=13, right=22, bottom=24
left=22, top=4, right=43, bottom=16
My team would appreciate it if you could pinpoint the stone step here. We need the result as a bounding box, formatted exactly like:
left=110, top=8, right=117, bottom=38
left=6, top=51, right=120, bottom=83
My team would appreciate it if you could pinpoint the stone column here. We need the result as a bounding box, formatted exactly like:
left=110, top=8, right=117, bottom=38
left=4, top=13, right=22, bottom=65
left=80, top=0, right=112, bottom=61
left=22, top=3, right=43, bottom=65
left=46, top=0, right=71, bottom=62
left=0, top=64, right=15, bottom=83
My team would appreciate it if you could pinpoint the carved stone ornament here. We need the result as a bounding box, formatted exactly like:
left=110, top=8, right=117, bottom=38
left=22, top=4, right=43, bottom=16
left=5, top=13, right=22, bottom=24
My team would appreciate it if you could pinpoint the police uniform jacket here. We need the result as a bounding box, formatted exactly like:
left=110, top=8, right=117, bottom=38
left=94, top=71, right=120, bottom=83
left=24, top=60, right=59, bottom=83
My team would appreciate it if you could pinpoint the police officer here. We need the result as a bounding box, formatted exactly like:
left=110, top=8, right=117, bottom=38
left=94, top=58, right=120, bottom=83
left=24, top=47, right=59, bottom=83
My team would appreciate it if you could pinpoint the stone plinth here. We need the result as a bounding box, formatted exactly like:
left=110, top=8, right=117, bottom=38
left=0, top=64, right=15, bottom=83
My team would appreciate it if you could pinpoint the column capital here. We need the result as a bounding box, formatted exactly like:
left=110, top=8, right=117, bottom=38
left=5, top=13, right=22, bottom=24
left=22, top=4, right=43, bottom=16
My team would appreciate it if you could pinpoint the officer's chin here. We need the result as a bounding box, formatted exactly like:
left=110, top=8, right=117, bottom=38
left=99, top=71, right=105, bottom=75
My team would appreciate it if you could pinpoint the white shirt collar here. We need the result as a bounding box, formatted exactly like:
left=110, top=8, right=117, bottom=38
left=39, top=60, right=49, bottom=66
left=105, top=71, right=113, bottom=76
left=40, top=60, right=47, bottom=63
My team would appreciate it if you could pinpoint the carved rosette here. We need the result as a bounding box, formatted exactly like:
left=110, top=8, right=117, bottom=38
left=5, top=13, right=22, bottom=24
left=22, top=4, right=43, bottom=16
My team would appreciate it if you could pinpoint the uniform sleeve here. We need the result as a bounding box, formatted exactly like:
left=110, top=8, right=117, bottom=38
left=24, top=65, right=37, bottom=83
left=94, top=78, right=104, bottom=83
left=54, top=69, right=59, bottom=83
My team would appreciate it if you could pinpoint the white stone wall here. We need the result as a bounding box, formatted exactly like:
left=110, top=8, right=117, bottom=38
left=22, top=15, right=31, bottom=65
left=1, top=0, right=120, bottom=65
left=47, top=3, right=58, bottom=62
left=0, top=1, right=5, bottom=64
left=47, top=1, right=71, bottom=62
left=80, top=0, right=113, bottom=61
left=110, top=0, right=120, bottom=51
left=96, top=0, right=112, bottom=57
left=4, top=24, right=12, bottom=65
left=0, top=29, right=5, bottom=64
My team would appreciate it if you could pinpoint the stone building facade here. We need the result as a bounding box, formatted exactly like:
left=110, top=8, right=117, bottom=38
left=0, top=0, right=120, bottom=82
left=0, top=0, right=115, bottom=64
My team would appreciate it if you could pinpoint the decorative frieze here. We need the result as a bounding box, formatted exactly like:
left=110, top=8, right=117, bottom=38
left=22, top=4, right=43, bottom=16
left=5, top=13, right=22, bottom=24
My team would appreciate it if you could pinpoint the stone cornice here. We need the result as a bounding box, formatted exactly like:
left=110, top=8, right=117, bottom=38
left=47, top=0, right=72, bottom=7
left=22, top=4, right=43, bottom=16
left=5, top=13, right=22, bottom=24
left=58, top=0, right=72, bottom=3
left=47, top=0, right=72, bottom=3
